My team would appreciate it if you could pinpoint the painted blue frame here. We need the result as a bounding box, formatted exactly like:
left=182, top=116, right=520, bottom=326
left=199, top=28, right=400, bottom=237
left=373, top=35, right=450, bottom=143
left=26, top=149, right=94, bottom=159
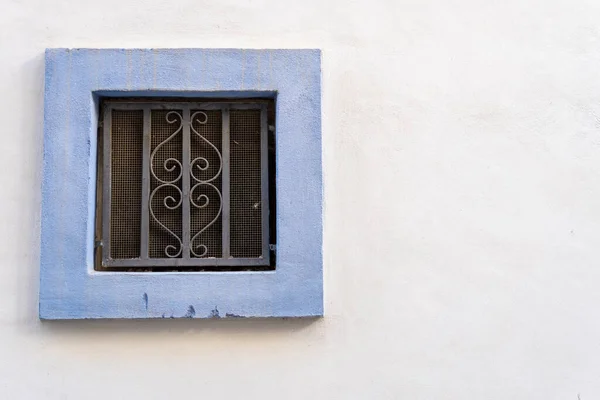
left=40, top=48, right=323, bottom=319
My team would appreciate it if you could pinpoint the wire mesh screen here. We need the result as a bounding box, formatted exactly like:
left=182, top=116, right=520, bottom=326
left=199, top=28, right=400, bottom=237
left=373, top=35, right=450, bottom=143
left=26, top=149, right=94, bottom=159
left=110, top=110, right=143, bottom=259
left=149, top=110, right=183, bottom=258
left=230, top=110, right=263, bottom=258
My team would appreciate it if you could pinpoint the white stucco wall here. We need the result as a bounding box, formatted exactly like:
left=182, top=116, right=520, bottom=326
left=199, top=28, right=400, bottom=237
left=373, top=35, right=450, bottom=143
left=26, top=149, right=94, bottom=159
left=2, top=0, right=600, bottom=398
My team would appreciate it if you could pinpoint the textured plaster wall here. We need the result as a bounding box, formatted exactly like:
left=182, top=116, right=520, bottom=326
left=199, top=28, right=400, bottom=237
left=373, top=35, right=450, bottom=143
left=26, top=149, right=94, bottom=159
left=2, top=0, right=600, bottom=399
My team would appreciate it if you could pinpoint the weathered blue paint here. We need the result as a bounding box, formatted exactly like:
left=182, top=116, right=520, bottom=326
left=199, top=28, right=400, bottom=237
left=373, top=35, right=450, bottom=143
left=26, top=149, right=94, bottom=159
left=40, top=48, right=323, bottom=319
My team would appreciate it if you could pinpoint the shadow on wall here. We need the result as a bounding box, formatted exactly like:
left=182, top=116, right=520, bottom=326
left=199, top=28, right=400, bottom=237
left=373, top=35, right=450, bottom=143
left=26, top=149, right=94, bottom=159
left=40, top=316, right=320, bottom=336
left=17, top=53, right=45, bottom=332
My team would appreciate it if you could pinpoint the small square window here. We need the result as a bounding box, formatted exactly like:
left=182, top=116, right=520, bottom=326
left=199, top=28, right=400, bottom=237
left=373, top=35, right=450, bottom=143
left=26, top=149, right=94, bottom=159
left=98, top=99, right=275, bottom=271
left=40, top=48, right=322, bottom=319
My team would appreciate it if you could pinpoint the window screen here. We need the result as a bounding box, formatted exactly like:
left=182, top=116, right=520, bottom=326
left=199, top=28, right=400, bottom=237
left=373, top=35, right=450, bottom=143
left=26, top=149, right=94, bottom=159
left=98, top=100, right=273, bottom=271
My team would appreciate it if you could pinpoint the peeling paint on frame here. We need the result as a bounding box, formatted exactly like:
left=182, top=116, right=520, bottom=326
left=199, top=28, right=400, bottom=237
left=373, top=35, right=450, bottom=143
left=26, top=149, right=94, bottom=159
left=40, top=48, right=323, bottom=319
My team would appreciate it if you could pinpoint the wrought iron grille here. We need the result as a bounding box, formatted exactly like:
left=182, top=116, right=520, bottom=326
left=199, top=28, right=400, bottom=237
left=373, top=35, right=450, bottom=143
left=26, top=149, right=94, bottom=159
left=99, top=101, right=271, bottom=269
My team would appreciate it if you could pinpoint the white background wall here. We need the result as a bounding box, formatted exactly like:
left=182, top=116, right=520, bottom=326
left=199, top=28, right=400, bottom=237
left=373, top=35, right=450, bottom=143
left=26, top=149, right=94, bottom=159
left=2, top=0, right=600, bottom=398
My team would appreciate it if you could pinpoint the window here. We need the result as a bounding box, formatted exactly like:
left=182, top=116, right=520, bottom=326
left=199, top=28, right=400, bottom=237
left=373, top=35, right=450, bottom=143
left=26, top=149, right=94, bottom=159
left=98, top=100, right=275, bottom=271
left=40, top=48, right=322, bottom=319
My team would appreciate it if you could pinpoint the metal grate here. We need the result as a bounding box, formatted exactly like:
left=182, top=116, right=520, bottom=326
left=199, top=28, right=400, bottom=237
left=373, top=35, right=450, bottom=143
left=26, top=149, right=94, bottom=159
left=110, top=110, right=143, bottom=259
left=101, top=100, right=271, bottom=270
left=230, top=110, right=263, bottom=258
left=190, top=110, right=222, bottom=258
left=149, top=110, right=183, bottom=258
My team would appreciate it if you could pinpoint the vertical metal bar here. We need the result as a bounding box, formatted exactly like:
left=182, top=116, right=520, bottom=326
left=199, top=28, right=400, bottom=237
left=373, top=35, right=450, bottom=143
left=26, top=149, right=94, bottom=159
left=94, top=108, right=104, bottom=269
left=260, top=105, right=270, bottom=263
left=140, top=106, right=151, bottom=260
left=182, top=106, right=191, bottom=260
left=101, top=106, right=112, bottom=265
left=222, top=108, right=231, bottom=258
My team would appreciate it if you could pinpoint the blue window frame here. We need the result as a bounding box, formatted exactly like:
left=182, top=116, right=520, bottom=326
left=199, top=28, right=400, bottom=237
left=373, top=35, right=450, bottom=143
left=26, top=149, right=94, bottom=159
left=40, top=48, right=322, bottom=319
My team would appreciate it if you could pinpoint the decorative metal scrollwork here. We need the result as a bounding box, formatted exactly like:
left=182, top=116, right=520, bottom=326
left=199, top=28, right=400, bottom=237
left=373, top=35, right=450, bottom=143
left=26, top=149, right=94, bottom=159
left=189, top=111, right=222, bottom=258
left=149, top=111, right=183, bottom=258
left=148, top=110, right=223, bottom=258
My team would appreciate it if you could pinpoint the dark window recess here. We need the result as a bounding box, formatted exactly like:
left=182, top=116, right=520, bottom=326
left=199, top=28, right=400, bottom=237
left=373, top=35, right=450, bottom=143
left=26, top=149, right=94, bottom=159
left=96, top=99, right=275, bottom=271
